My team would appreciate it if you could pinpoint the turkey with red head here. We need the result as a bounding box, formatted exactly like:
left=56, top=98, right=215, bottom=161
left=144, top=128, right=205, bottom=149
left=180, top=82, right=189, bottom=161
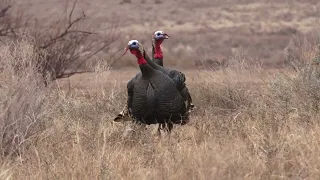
left=114, top=31, right=195, bottom=122
left=151, top=30, right=169, bottom=66
left=122, top=40, right=189, bottom=134
left=151, top=30, right=195, bottom=112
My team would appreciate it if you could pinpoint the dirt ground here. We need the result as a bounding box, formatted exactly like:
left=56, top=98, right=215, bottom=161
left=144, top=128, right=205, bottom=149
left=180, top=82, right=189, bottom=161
left=14, top=0, right=315, bottom=88
left=15, top=0, right=320, bottom=68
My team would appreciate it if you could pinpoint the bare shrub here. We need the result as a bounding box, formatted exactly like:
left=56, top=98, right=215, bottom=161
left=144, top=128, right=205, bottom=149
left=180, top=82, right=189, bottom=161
left=0, top=0, right=27, bottom=40
left=0, top=36, right=54, bottom=157
left=284, top=33, right=320, bottom=72
left=36, top=2, right=119, bottom=80
left=269, top=66, right=320, bottom=122
left=1, top=0, right=120, bottom=85
left=192, top=73, right=252, bottom=115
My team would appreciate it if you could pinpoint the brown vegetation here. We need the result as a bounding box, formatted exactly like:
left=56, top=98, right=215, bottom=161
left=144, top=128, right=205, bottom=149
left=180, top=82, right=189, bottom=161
left=1, top=0, right=320, bottom=179
left=1, top=0, right=119, bottom=86
left=11, top=0, right=319, bottom=69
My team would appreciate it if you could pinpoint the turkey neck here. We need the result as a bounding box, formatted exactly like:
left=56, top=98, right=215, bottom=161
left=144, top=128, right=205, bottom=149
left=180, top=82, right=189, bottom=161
left=152, top=41, right=164, bottom=67
left=144, top=49, right=167, bottom=74
left=135, top=51, right=154, bottom=76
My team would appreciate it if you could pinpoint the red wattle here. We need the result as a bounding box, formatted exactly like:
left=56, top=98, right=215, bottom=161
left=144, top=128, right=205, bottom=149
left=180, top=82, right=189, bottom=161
left=137, top=56, right=147, bottom=65
left=154, top=52, right=163, bottom=59
left=154, top=43, right=163, bottom=59
left=130, top=49, right=147, bottom=65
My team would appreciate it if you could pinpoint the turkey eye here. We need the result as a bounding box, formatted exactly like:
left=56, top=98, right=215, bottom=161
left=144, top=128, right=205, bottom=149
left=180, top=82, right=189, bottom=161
left=156, top=33, right=161, bottom=36
left=132, top=42, right=136, bottom=45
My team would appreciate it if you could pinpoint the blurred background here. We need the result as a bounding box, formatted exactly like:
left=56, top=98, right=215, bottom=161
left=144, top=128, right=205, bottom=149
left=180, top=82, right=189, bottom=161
left=7, top=0, right=320, bottom=72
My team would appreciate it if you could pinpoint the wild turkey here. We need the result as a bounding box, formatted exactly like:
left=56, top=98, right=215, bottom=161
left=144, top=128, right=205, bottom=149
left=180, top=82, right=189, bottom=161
left=151, top=30, right=169, bottom=66
left=123, top=40, right=189, bottom=133
left=114, top=30, right=195, bottom=122
left=151, top=30, right=195, bottom=112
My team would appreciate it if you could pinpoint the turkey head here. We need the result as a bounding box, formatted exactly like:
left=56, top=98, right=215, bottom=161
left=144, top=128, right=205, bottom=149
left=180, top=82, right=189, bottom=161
left=123, top=40, right=147, bottom=65
left=152, top=30, right=169, bottom=46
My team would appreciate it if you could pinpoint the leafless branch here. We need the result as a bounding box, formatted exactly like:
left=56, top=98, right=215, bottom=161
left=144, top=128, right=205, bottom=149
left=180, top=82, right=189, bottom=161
left=0, top=5, right=10, bottom=18
left=39, top=5, right=86, bottom=49
left=0, top=0, right=120, bottom=85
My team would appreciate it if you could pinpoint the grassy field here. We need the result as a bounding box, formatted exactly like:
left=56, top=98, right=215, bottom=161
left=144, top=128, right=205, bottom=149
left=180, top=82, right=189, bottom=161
left=1, top=0, right=320, bottom=179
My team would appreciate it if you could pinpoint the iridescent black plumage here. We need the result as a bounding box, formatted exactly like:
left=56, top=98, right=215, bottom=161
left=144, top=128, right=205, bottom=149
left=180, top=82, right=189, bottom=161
left=114, top=33, right=195, bottom=125
left=124, top=42, right=188, bottom=133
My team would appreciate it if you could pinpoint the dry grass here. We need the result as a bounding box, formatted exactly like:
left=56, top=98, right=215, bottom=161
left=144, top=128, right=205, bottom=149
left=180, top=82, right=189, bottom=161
left=1, top=0, right=320, bottom=179
left=1, top=35, right=320, bottom=179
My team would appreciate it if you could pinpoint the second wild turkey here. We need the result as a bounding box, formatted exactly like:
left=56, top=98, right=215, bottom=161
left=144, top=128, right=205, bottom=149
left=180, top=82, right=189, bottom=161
left=151, top=30, right=195, bottom=112
left=122, top=40, right=189, bottom=134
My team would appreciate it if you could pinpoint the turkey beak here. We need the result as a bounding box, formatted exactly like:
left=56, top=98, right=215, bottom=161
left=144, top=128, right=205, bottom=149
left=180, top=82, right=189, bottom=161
left=121, top=46, right=129, bottom=57
left=164, top=33, right=169, bottom=39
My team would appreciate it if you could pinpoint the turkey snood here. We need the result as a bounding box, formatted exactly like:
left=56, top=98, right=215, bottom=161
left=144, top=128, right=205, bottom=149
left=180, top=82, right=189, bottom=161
left=154, top=39, right=164, bottom=59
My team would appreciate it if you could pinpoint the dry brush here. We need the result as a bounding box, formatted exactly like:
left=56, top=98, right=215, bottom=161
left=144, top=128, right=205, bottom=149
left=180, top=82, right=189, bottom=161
left=0, top=0, right=320, bottom=178
left=0, top=33, right=320, bottom=179
left=0, top=0, right=120, bottom=86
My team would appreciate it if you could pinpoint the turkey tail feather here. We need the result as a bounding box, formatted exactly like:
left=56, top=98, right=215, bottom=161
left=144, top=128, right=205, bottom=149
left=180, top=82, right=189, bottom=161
left=114, top=104, right=132, bottom=122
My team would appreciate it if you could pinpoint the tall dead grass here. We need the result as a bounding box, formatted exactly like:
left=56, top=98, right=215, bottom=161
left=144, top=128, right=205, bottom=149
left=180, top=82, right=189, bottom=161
left=0, top=37, right=53, bottom=158
left=1, top=35, right=320, bottom=179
